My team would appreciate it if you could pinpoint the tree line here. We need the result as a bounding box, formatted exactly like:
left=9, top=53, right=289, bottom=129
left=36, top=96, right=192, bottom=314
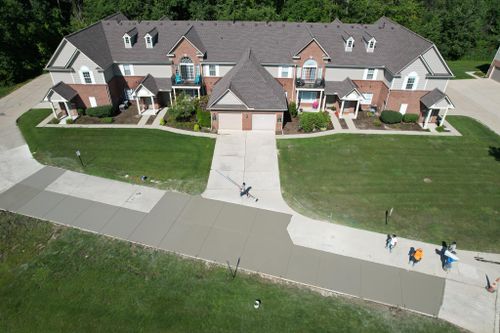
left=1, top=0, right=498, bottom=86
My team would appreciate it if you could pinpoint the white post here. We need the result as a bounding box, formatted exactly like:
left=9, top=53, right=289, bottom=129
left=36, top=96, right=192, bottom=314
left=136, top=97, right=141, bottom=115
left=150, top=96, right=155, bottom=112
left=340, top=100, right=345, bottom=118
left=197, top=88, right=200, bottom=98
left=50, top=102, right=57, bottom=119
left=169, top=91, right=173, bottom=106
left=318, top=90, right=323, bottom=112
left=64, top=102, right=71, bottom=118
left=424, top=108, right=432, bottom=129
left=321, top=94, right=327, bottom=111
left=441, top=106, right=449, bottom=125
left=295, top=89, right=299, bottom=106
left=354, top=100, right=360, bottom=119
left=173, top=88, right=177, bottom=102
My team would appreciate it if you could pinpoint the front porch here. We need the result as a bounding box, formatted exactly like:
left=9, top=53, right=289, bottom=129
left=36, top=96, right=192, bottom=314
left=420, top=88, right=455, bottom=129
left=43, top=82, right=79, bottom=121
left=133, top=75, right=173, bottom=115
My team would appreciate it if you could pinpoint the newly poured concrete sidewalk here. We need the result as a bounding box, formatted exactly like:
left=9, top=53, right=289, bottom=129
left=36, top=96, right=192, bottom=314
left=0, top=166, right=445, bottom=316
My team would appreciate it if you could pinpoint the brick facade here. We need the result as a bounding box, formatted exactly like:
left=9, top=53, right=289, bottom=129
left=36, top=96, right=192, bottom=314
left=68, top=84, right=111, bottom=109
left=203, top=77, right=221, bottom=95
left=108, top=76, right=144, bottom=106
left=293, top=40, right=329, bottom=77
left=276, top=78, right=294, bottom=102
left=353, top=80, right=389, bottom=111
left=170, top=38, right=202, bottom=75
left=385, top=90, right=428, bottom=119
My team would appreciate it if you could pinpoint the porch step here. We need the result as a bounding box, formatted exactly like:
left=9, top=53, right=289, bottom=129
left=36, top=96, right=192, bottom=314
left=138, top=115, right=150, bottom=126
left=343, top=117, right=358, bottom=130
left=152, top=108, right=168, bottom=126
left=328, top=111, right=343, bottom=130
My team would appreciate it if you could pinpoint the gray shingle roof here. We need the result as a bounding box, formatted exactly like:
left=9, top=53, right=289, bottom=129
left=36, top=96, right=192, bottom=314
left=137, top=74, right=172, bottom=94
left=325, top=78, right=358, bottom=97
left=208, top=49, right=287, bottom=111
left=420, top=88, right=447, bottom=108
left=48, top=81, right=78, bottom=101
left=64, top=15, right=439, bottom=74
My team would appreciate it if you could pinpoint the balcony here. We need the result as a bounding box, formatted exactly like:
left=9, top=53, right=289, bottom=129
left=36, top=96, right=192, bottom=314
left=296, top=78, right=325, bottom=89
left=171, top=73, right=202, bottom=87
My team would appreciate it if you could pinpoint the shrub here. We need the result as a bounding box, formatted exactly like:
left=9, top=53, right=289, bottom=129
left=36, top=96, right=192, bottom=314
left=373, top=119, right=382, bottom=127
left=299, top=112, right=330, bottom=132
left=193, top=123, right=201, bottom=132
left=86, top=105, right=114, bottom=118
left=49, top=117, right=59, bottom=124
left=77, top=108, right=85, bottom=116
left=402, top=113, right=419, bottom=123
left=196, top=109, right=211, bottom=128
left=65, top=118, right=74, bottom=124
left=100, top=117, right=113, bottom=124
left=436, top=126, right=446, bottom=132
left=380, top=110, right=402, bottom=124
left=168, top=94, right=196, bottom=121
left=159, top=118, right=166, bottom=126
left=289, top=101, right=298, bottom=118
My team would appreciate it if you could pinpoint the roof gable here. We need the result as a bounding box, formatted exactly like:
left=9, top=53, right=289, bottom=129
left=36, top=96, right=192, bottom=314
left=43, top=82, right=78, bottom=102
left=167, top=26, right=206, bottom=56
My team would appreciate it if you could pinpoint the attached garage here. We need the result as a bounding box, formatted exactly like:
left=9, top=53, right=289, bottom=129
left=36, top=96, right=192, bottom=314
left=252, top=113, right=276, bottom=131
left=218, top=112, right=242, bottom=130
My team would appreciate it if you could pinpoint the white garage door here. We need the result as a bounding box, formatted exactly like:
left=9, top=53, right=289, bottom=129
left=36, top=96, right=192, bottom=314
left=252, top=114, right=276, bottom=131
left=219, top=113, right=242, bottom=130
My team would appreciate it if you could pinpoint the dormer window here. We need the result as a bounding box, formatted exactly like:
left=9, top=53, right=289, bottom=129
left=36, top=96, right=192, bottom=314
left=367, top=38, right=376, bottom=53
left=345, top=37, right=354, bottom=52
left=144, top=28, right=158, bottom=48
left=123, top=35, right=131, bottom=48
left=145, top=36, right=153, bottom=48
left=123, top=28, right=138, bottom=48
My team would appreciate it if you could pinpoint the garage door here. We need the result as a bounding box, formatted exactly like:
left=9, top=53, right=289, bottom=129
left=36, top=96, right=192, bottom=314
left=252, top=114, right=276, bottom=131
left=219, top=113, right=242, bottom=130
left=492, top=67, right=500, bottom=83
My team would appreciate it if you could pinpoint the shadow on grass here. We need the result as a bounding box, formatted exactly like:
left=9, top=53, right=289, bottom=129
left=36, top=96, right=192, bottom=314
left=489, top=146, right=500, bottom=161
left=476, top=63, right=490, bottom=74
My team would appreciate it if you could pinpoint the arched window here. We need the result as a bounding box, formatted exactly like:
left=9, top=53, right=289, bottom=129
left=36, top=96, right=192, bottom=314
left=302, top=59, right=318, bottom=82
left=404, top=71, right=419, bottom=90
left=179, top=56, right=195, bottom=81
left=79, top=66, right=93, bottom=84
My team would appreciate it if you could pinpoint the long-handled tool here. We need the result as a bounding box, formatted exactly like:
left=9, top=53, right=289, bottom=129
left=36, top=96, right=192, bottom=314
left=215, top=169, right=259, bottom=202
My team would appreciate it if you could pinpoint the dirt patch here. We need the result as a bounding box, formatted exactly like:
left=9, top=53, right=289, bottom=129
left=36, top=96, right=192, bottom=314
left=384, top=122, right=424, bottom=131
left=352, top=111, right=385, bottom=130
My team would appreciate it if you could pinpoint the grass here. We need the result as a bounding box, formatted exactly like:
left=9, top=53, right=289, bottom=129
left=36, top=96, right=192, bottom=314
left=278, top=116, right=500, bottom=253
left=447, top=59, right=490, bottom=79
left=0, top=211, right=461, bottom=332
left=0, top=80, right=32, bottom=99
left=17, top=109, right=215, bottom=194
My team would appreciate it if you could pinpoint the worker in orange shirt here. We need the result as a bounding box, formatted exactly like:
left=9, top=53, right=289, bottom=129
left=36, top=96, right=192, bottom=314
left=411, top=248, right=424, bottom=266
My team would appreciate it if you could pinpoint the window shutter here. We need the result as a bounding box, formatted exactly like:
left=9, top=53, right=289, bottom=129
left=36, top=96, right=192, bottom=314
left=297, top=67, right=302, bottom=78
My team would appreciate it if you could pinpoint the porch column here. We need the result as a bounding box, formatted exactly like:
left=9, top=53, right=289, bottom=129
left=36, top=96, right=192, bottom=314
left=64, top=102, right=71, bottom=118
left=169, top=91, right=173, bottom=106
left=321, top=94, right=327, bottom=111
left=50, top=102, right=57, bottom=119
left=340, top=100, right=345, bottom=118
left=150, top=96, right=155, bottom=112
left=173, top=88, right=177, bottom=102
left=136, top=97, right=141, bottom=115
left=354, top=100, right=360, bottom=119
left=423, top=109, right=432, bottom=129
left=197, top=88, right=200, bottom=98
left=441, top=106, right=449, bottom=125
left=318, top=90, right=323, bottom=111
left=295, top=89, right=299, bottom=106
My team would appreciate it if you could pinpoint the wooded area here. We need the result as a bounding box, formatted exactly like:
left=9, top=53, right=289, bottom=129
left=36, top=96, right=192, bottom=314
left=0, top=0, right=498, bottom=86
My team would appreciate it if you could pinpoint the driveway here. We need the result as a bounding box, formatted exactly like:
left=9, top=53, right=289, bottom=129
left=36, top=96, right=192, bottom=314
left=203, top=130, right=292, bottom=213
left=447, top=79, right=500, bottom=134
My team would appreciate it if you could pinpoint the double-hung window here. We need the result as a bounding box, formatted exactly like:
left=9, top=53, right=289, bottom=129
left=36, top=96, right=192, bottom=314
left=280, top=66, right=291, bottom=78
left=209, top=64, right=217, bottom=76
left=365, top=68, right=376, bottom=80
left=180, top=57, right=195, bottom=81
left=123, top=64, right=133, bottom=76
left=302, top=60, right=317, bottom=82
left=82, top=72, right=92, bottom=84
left=405, top=77, right=416, bottom=90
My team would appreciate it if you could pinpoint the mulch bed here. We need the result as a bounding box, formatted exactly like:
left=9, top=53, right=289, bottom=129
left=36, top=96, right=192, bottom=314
left=282, top=114, right=333, bottom=135
left=352, top=111, right=385, bottom=130
left=338, top=118, right=349, bottom=129
left=74, top=106, right=141, bottom=125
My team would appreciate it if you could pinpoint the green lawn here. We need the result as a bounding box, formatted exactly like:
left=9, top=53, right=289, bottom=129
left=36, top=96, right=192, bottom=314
left=447, top=59, right=490, bottom=79
left=0, top=211, right=460, bottom=332
left=278, top=117, right=500, bottom=252
left=18, top=109, right=215, bottom=194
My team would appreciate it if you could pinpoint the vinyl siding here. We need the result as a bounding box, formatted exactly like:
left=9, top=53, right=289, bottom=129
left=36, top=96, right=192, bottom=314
left=325, top=67, right=365, bottom=81
left=425, top=79, right=448, bottom=91
left=264, top=66, right=279, bottom=77
left=133, top=64, right=172, bottom=77
left=218, top=65, right=233, bottom=76
left=392, top=58, right=429, bottom=90
left=69, top=52, right=105, bottom=84
left=50, top=40, right=77, bottom=67
left=216, top=91, right=244, bottom=105
left=50, top=71, right=74, bottom=85
left=422, top=47, right=450, bottom=74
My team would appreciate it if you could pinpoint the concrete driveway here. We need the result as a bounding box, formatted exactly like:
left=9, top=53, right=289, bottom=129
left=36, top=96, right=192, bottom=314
left=447, top=79, right=500, bottom=134
left=203, top=131, right=292, bottom=213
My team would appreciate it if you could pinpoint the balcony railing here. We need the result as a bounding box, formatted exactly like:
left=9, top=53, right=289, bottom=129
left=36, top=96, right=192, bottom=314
left=171, top=73, right=202, bottom=86
left=296, top=78, right=324, bottom=89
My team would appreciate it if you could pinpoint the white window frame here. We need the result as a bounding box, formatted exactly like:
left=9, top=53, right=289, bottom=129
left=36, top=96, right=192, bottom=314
left=302, top=59, right=318, bottom=82
left=279, top=66, right=292, bottom=78
left=124, top=89, right=134, bottom=100
left=79, top=66, right=94, bottom=84
left=363, top=68, right=377, bottom=80
left=120, top=64, right=134, bottom=76
left=403, top=71, right=419, bottom=90
left=345, top=37, right=354, bottom=52
left=205, top=64, right=219, bottom=77
left=89, top=96, right=97, bottom=107
left=299, top=91, right=318, bottom=103
left=367, top=39, right=376, bottom=52
left=144, top=35, right=153, bottom=48
left=123, top=35, right=132, bottom=48
left=361, top=93, right=374, bottom=105
left=179, top=58, right=195, bottom=81
left=399, top=103, right=408, bottom=114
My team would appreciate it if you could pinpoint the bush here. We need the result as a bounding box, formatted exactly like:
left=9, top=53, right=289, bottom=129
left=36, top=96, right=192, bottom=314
left=65, top=118, right=74, bottom=124
left=193, top=123, right=200, bottom=132
left=100, top=117, right=113, bottom=124
left=159, top=118, right=166, bottom=126
left=168, top=94, right=195, bottom=121
left=436, top=126, right=446, bottom=132
left=77, top=108, right=85, bottom=116
left=86, top=105, right=114, bottom=118
left=289, top=101, right=298, bottom=118
left=196, top=109, right=211, bottom=128
left=299, top=112, right=330, bottom=133
left=380, top=110, right=402, bottom=124
left=373, top=119, right=382, bottom=127
left=49, top=117, right=59, bottom=124
left=402, top=113, right=419, bottom=123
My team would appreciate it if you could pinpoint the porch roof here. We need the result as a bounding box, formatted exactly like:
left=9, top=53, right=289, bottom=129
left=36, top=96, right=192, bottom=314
left=420, top=88, right=454, bottom=109
left=324, top=78, right=362, bottom=100
left=44, top=81, right=78, bottom=102
left=134, top=74, right=172, bottom=96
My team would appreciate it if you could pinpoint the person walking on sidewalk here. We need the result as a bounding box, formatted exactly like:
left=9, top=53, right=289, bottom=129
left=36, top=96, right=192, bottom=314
left=385, top=234, right=392, bottom=249
left=448, top=241, right=457, bottom=254
left=410, top=248, right=424, bottom=266
left=389, top=234, right=398, bottom=253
